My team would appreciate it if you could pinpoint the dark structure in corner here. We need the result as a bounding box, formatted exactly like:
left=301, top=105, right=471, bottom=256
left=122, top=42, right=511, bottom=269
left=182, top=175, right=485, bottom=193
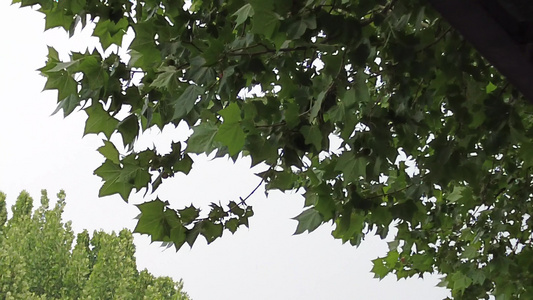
left=429, top=0, right=533, bottom=101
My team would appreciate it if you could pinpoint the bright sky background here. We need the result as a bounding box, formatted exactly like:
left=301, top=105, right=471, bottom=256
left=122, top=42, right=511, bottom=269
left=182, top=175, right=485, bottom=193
left=0, top=2, right=450, bottom=299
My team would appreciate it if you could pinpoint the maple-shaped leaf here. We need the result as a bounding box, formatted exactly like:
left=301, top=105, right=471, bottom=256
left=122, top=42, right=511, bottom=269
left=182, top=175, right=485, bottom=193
left=173, top=154, right=193, bottom=174
left=218, top=102, right=242, bottom=123
left=201, top=221, right=223, bottom=244
left=293, top=208, right=323, bottom=234
left=311, top=192, right=336, bottom=221
left=451, top=271, right=473, bottom=294
left=119, top=163, right=150, bottom=190
left=215, top=122, right=245, bottom=156
left=93, top=160, right=133, bottom=201
left=186, top=122, right=218, bottom=154
left=134, top=199, right=168, bottom=242
left=371, top=258, right=390, bottom=280
left=92, top=18, right=129, bottom=49
left=300, top=125, right=323, bottom=151
left=41, top=7, right=74, bottom=30
left=98, top=180, right=133, bottom=201
left=117, top=115, right=139, bottom=147
left=43, top=71, right=77, bottom=102
left=52, top=94, right=80, bottom=117
left=84, top=102, right=119, bottom=138
left=232, top=3, right=254, bottom=26
left=98, top=140, right=120, bottom=164
left=214, top=103, right=245, bottom=156
left=78, top=55, right=109, bottom=90
left=150, top=66, right=179, bottom=89
left=178, top=205, right=200, bottom=225
left=162, top=209, right=187, bottom=250
left=225, top=218, right=240, bottom=233
left=186, top=222, right=202, bottom=247
left=172, top=85, right=204, bottom=120
left=447, top=186, right=469, bottom=203
left=170, top=224, right=187, bottom=251
left=251, top=9, right=279, bottom=39
left=335, top=153, right=367, bottom=183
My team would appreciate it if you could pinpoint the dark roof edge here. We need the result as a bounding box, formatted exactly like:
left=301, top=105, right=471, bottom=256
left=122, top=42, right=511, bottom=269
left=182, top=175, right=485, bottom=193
left=429, top=0, right=533, bottom=102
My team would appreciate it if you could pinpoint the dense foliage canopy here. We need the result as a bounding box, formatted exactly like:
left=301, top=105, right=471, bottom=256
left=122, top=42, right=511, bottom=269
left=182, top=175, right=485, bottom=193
left=0, top=191, right=190, bottom=299
left=12, top=0, right=533, bottom=298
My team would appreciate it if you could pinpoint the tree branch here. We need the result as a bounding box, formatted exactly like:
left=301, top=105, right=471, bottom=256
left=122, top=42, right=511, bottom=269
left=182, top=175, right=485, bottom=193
left=226, top=45, right=316, bottom=57
left=360, top=0, right=399, bottom=26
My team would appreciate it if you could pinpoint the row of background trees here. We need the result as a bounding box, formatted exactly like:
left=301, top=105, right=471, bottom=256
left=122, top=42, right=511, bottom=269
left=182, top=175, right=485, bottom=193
left=0, top=190, right=190, bottom=299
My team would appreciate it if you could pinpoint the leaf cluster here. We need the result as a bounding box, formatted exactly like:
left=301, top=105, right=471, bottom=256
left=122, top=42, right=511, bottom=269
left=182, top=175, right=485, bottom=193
left=14, top=0, right=533, bottom=298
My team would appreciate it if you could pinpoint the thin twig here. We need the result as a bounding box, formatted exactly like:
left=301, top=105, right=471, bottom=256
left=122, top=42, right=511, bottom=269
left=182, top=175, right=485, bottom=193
left=360, top=0, right=399, bottom=26
left=239, top=165, right=275, bottom=205
left=416, top=26, right=452, bottom=53
left=183, top=41, right=203, bottom=53
left=366, top=173, right=428, bottom=200
left=226, top=45, right=316, bottom=57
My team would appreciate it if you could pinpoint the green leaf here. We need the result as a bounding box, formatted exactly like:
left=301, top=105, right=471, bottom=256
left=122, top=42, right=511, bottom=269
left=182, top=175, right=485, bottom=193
left=451, top=271, right=473, bottom=294
left=251, top=9, right=279, bottom=39
left=293, top=208, right=323, bottom=234
left=214, top=122, right=245, bottom=156
left=485, top=82, right=497, bottom=94
left=232, top=3, right=254, bottom=26
left=172, top=85, right=205, bottom=120
left=46, top=46, right=59, bottom=61
left=186, top=122, right=218, bottom=154
left=371, top=258, right=389, bottom=280
left=335, top=153, right=367, bottom=183
left=68, top=0, right=86, bottom=13
left=129, top=22, right=162, bottom=68
left=84, top=102, right=119, bottom=138
left=41, top=7, right=74, bottom=30
left=134, top=199, right=167, bottom=241
left=43, top=71, right=77, bottom=104
left=119, top=163, right=150, bottom=190
left=287, top=16, right=316, bottom=40
left=98, top=141, right=120, bottom=164
left=228, top=201, right=245, bottom=216
left=218, top=102, right=242, bottom=123
left=150, top=66, right=179, bottom=89
left=52, top=94, right=80, bottom=117
left=169, top=223, right=187, bottom=251
left=174, top=154, right=193, bottom=174
left=201, top=221, right=223, bottom=244
left=79, top=55, right=108, bottom=90
left=342, top=89, right=356, bottom=108
left=447, top=186, right=466, bottom=203
left=312, top=192, right=336, bottom=221
left=94, top=160, right=133, bottom=200
left=46, top=60, right=81, bottom=73
left=178, top=205, right=200, bottom=225
left=268, top=171, right=298, bottom=191
left=214, top=103, right=245, bottom=156
left=470, top=269, right=486, bottom=285
left=225, top=218, right=240, bottom=233
left=98, top=180, right=133, bottom=201
left=309, top=90, right=327, bottom=121
left=461, top=244, right=480, bottom=259
left=300, top=125, right=323, bottom=151
left=354, top=71, right=370, bottom=103
left=186, top=222, right=202, bottom=247
left=117, top=115, right=139, bottom=147
left=92, top=18, right=129, bottom=49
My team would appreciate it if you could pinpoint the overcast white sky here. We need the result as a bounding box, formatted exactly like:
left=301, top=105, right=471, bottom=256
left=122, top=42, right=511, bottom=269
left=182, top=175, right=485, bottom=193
left=0, top=3, right=450, bottom=299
